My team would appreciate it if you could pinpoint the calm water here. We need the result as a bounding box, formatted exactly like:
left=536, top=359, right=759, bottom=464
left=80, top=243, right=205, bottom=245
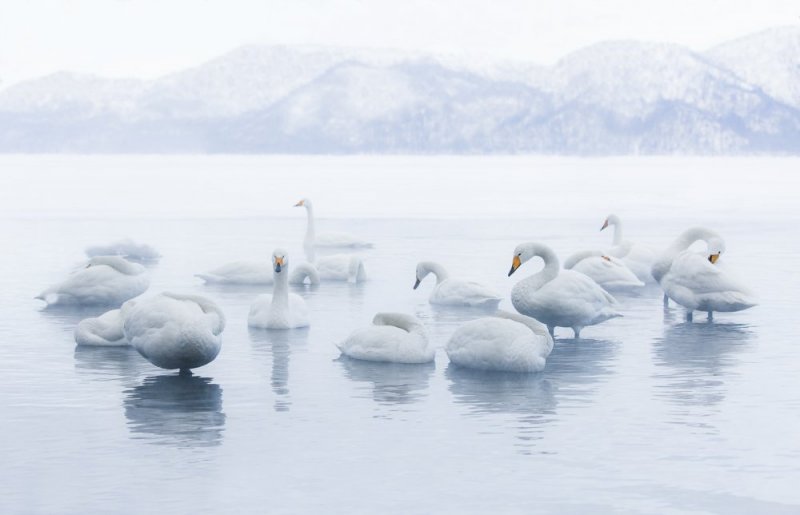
left=1, top=156, right=799, bottom=514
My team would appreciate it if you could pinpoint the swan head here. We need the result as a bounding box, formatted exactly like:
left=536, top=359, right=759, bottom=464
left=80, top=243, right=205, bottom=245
left=413, top=262, right=429, bottom=289
left=600, top=214, right=620, bottom=231
left=707, top=237, right=725, bottom=264
left=294, top=198, right=311, bottom=209
left=508, top=243, right=533, bottom=276
left=272, top=248, right=288, bottom=273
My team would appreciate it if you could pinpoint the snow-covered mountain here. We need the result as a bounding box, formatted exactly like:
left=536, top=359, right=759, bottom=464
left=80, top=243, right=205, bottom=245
left=1, top=28, right=799, bottom=154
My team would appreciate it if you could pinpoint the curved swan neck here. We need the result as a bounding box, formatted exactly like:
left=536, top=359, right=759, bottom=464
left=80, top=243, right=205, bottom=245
left=494, top=310, right=553, bottom=349
left=290, top=263, right=320, bottom=286
left=418, top=261, right=449, bottom=284
left=372, top=312, right=425, bottom=334
left=88, top=256, right=142, bottom=275
left=652, top=227, right=722, bottom=283
left=563, top=250, right=602, bottom=269
left=523, top=242, right=560, bottom=282
left=607, top=215, right=623, bottom=245
left=163, top=292, right=226, bottom=331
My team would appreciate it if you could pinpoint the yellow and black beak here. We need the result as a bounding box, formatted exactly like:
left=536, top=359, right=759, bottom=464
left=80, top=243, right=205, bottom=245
left=708, top=253, right=720, bottom=264
left=413, top=277, right=421, bottom=290
left=294, top=200, right=304, bottom=207
left=508, top=256, right=521, bottom=277
left=274, top=256, right=285, bottom=272
left=600, top=219, right=609, bottom=231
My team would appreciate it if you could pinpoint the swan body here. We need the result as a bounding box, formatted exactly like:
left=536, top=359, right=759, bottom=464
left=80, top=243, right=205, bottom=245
left=74, top=309, right=128, bottom=347
left=122, top=292, right=225, bottom=371
left=316, top=254, right=367, bottom=283
left=657, top=229, right=756, bottom=318
left=601, top=214, right=656, bottom=284
left=563, top=250, right=644, bottom=291
left=445, top=310, right=554, bottom=373
left=85, top=239, right=161, bottom=263
left=295, top=198, right=372, bottom=249
left=36, top=256, right=149, bottom=307
left=414, top=261, right=501, bottom=307
left=197, top=260, right=319, bottom=286
left=337, top=313, right=433, bottom=364
left=248, top=249, right=310, bottom=329
left=508, top=242, right=621, bottom=338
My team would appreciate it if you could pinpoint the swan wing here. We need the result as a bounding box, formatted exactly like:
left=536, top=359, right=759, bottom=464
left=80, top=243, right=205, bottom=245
left=196, top=261, right=272, bottom=284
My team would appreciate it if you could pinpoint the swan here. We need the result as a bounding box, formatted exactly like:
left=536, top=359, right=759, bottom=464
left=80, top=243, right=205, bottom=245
left=413, top=261, right=501, bottom=307
left=196, top=259, right=319, bottom=286
left=508, top=242, right=621, bottom=338
left=295, top=199, right=368, bottom=283
left=295, top=198, right=372, bottom=249
left=445, top=310, right=554, bottom=373
left=122, top=292, right=225, bottom=371
left=85, top=239, right=161, bottom=263
left=36, top=256, right=149, bottom=307
left=74, top=309, right=128, bottom=347
left=657, top=231, right=757, bottom=320
left=652, top=227, right=722, bottom=306
left=337, top=312, right=433, bottom=364
left=248, top=249, right=310, bottom=329
left=600, top=214, right=656, bottom=284
left=563, top=250, right=644, bottom=291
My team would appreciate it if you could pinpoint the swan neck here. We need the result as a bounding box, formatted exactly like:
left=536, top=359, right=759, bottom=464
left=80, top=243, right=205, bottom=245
left=563, top=250, right=601, bottom=269
left=612, top=221, right=623, bottom=246
left=420, top=262, right=449, bottom=284
left=373, top=313, right=424, bottom=334
left=303, top=204, right=316, bottom=261
left=515, top=244, right=560, bottom=291
left=272, top=267, right=289, bottom=308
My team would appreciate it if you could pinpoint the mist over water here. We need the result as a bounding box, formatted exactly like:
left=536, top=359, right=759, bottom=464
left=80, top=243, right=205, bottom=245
left=0, top=156, right=798, bottom=513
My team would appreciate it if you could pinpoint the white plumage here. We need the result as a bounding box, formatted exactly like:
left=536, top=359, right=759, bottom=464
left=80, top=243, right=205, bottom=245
left=37, top=256, right=149, bottom=307
left=248, top=249, right=310, bottom=329
left=414, top=261, right=501, bottom=307
left=563, top=250, right=644, bottom=291
left=337, top=312, right=434, bottom=364
left=85, top=239, right=161, bottom=263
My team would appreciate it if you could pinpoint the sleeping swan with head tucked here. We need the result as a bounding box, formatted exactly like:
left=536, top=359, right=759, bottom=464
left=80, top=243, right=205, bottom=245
left=337, top=313, right=433, bottom=364
left=36, top=256, right=149, bottom=307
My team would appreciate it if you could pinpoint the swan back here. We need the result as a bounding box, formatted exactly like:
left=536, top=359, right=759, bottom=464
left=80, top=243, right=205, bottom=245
left=338, top=312, right=432, bottom=364
left=652, top=227, right=722, bottom=283
left=86, top=256, right=146, bottom=276
left=74, top=309, right=128, bottom=346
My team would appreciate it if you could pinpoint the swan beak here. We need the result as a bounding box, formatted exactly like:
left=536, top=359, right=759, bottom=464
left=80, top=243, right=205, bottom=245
left=709, top=253, right=720, bottom=264
left=600, top=219, right=609, bottom=231
left=274, top=256, right=284, bottom=272
left=413, top=277, right=421, bottom=290
left=508, top=256, right=521, bottom=277
left=601, top=255, right=611, bottom=262
left=294, top=200, right=304, bottom=207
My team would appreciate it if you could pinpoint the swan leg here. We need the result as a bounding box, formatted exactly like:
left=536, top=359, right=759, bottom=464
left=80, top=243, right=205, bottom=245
left=707, top=311, right=713, bottom=321
left=663, top=294, right=669, bottom=307
left=685, top=310, right=693, bottom=322
left=547, top=325, right=555, bottom=337
left=573, top=326, right=582, bottom=339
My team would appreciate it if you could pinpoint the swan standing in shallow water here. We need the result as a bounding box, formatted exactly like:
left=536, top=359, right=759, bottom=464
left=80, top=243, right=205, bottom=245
left=413, top=261, right=501, bottom=307
left=85, top=239, right=161, bottom=263
left=122, top=292, right=225, bottom=371
left=294, top=198, right=372, bottom=249
left=508, top=242, right=621, bottom=338
left=652, top=227, right=722, bottom=307
left=446, top=310, right=554, bottom=373
left=295, top=199, right=367, bottom=283
left=337, top=313, right=433, bottom=364
left=36, top=256, right=149, bottom=307
left=563, top=250, right=644, bottom=291
left=248, top=250, right=310, bottom=329
left=75, top=309, right=128, bottom=347
left=600, top=214, right=656, bottom=284
left=657, top=229, right=756, bottom=320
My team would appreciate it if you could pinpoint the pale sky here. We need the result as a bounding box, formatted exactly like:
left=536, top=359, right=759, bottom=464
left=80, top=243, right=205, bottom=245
left=0, top=0, right=797, bottom=88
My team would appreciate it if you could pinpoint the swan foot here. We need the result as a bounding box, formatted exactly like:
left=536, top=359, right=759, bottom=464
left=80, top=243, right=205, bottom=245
left=685, top=310, right=693, bottom=322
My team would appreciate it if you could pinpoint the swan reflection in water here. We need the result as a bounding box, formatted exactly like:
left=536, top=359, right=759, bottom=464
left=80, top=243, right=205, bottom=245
left=447, top=338, right=618, bottom=454
left=337, top=357, right=435, bottom=411
left=73, top=345, right=149, bottom=386
left=653, top=321, right=753, bottom=427
left=123, top=373, right=225, bottom=447
left=248, top=327, right=309, bottom=412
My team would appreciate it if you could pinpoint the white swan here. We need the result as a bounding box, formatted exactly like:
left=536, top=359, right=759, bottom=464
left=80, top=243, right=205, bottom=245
left=337, top=312, right=433, bottom=364
left=600, top=214, right=656, bottom=284
left=295, top=198, right=368, bottom=283
left=74, top=309, right=128, bottom=347
left=248, top=249, right=310, bottom=329
left=413, top=261, right=501, bottom=307
left=657, top=230, right=757, bottom=320
left=563, top=250, right=644, bottom=291
left=85, top=239, right=161, bottom=263
left=36, top=256, right=149, bottom=307
left=508, top=242, right=621, bottom=338
left=445, top=310, right=554, bottom=373
left=295, top=198, right=372, bottom=249
left=122, top=292, right=225, bottom=371
left=196, top=259, right=319, bottom=286
left=652, top=226, right=722, bottom=306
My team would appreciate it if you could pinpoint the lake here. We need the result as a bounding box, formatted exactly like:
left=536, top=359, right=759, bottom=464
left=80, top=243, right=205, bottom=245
left=1, top=155, right=798, bottom=514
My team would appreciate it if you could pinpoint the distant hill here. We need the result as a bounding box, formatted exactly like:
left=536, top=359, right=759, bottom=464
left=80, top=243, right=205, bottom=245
left=1, top=27, right=799, bottom=154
